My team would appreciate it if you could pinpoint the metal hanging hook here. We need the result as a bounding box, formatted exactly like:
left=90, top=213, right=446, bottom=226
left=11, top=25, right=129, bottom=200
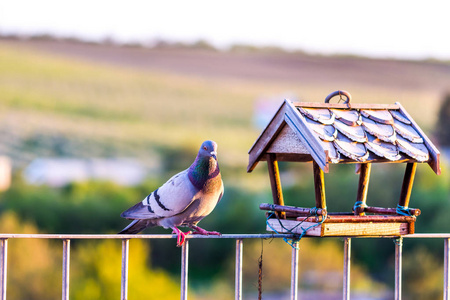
left=324, top=90, right=352, bottom=104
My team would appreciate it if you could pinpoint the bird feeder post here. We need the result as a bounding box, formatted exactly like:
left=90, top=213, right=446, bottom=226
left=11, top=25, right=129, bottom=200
left=0, top=239, right=7, bottom=300
left=62, top=239, right=70, bottom=300
left=290, top=241, right=299, bottom=300
left=395, top=238, right=403, bottom=300
left=267, top=153, right=286, bottom=219
left=354, top=163, right=372, bottom=216
left=398, top=163, right=417, bottom=209
left=181, top=240, right=189, bottom=300
left=343, top=237, right=352, bottom=300
left=235, top=239, right=243, bottom=300
left=121, top=239, right=129, bottom=300
left=444, top=238, right=449, bottom=300
left=313, top=161, right=326, bottom=210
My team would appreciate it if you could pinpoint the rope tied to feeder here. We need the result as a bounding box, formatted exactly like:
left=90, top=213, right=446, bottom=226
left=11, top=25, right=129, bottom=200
left=338, top=91, right=345, bottom=103
left=353, top=201, right=367, bottom=213
left=396, top=204, right=412, bottom=216
left=266, top=207, right=328, bottom=249
left=393, top=237, right=403, bottom=246
left=309, top=207, right=320, bottom=215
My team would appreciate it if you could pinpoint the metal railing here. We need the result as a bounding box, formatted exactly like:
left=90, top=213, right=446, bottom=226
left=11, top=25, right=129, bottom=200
left=0, top=233, right=449, bottom=300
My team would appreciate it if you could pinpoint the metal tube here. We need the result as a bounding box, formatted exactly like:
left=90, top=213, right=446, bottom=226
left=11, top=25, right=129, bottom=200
left=0, top=233, right=299, bottom=240
left=235, top=239, right=243, bottom=300
left=444, top=238, right=449, bottom=300
left=0, top=233, right=450, bottom=240
left=181, top=240, right=189, bottom=300
left=0, top=239, right=7, bottom=300
left=404, top=234, right=450, bottom=239
left=394, top=238, right=403, bottom=300
left=290, top=242, right=299, bottom=300
left=343, top=238, right=351, bottom=300
left=62, top=239, right=70, bottom=300
left=121, top=239, right=130, bottom=300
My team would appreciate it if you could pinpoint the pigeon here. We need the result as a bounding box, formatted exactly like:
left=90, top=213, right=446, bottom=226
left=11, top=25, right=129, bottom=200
left=119, top=140, right=224, bottom=247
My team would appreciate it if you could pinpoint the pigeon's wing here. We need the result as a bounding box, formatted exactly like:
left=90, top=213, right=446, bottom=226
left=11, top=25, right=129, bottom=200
left=121, top=169, right=197, bottom=220
left=118, top=219, right=154, bottom=234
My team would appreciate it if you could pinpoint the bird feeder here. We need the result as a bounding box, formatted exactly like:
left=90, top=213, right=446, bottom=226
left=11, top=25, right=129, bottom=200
left=248, top=91, right=440, bottom=237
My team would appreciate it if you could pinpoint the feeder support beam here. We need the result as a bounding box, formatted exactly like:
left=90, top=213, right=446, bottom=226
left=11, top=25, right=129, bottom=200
left=399, top=163, right=417, bottom=208
left=355, top=163, right=372, bottom=216
left=267, top=154, right=285, bottom=219
left=313, top=161, right=326, bottom=210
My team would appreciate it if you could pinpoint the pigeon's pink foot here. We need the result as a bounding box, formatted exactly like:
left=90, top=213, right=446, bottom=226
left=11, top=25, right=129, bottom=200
left=189, top=225, right=221, bottom=236
left=172, top=227, right=192, bottom=247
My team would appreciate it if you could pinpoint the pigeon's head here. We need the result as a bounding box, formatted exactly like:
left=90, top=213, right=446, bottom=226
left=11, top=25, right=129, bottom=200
left=199, top=140, right=218, bottom=160
left=189, top=140, right=220, bottom=184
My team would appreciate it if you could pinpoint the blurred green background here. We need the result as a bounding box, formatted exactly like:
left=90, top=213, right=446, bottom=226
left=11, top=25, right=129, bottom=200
left=0, top=36, right=449, bottom=300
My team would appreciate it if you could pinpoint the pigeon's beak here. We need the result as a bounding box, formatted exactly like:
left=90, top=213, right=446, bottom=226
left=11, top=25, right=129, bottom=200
left=210, top=151, right=217, bottom=160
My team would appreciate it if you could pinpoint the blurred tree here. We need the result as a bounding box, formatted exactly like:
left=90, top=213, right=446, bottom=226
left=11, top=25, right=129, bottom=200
left=71, top=239, right=180, bottom=300
left=0, top=180, right=140, bottom=233
left=435, top=93, right=450, bottom=146
left=403, top=246, right=443, bottom=300
left=0, top=160, right=447, bottom=298
left=0, top=213, right=61, bottom=300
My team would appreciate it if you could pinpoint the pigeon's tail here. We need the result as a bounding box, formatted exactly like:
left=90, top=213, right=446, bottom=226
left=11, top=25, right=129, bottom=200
left=119, top=219, right=153, bottom=234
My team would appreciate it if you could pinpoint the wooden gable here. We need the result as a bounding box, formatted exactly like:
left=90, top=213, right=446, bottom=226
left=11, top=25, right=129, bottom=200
left=266, top=124, right=309, bottom=155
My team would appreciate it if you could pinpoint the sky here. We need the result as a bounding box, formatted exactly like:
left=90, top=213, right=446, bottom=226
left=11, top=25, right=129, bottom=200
left=1, top=0, right=450, bottom=60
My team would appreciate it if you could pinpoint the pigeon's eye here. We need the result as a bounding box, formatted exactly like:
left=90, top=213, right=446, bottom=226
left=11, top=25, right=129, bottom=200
left=203, top=146, right=207, bottom=150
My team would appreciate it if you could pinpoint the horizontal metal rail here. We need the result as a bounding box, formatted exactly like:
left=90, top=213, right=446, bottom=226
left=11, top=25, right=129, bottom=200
left=0, top=233, right=294, bottom=239
left=0, top=233, right=449, bottom=300
left=1, top=233, right=449, bottom=239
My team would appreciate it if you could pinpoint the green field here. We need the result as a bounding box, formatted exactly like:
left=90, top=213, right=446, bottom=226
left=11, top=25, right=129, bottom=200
left=1, top=38, right=448, bottom=173
left=0, top=42, right=254, bottom=164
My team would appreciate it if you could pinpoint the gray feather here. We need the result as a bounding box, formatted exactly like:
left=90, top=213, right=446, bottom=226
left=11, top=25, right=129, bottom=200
left=119, top=219, right=155, bottom=234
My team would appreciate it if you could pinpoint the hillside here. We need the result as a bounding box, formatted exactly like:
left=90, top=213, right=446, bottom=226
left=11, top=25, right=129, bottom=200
left=1, top=37, right=449, bottom=175
left=6, top=38, right=450, bottom=91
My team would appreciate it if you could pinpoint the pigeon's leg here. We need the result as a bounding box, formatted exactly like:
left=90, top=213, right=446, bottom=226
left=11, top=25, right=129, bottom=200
left=172, top=227, right=192, bottom=247
left=189, top=225, right=221, bottom=236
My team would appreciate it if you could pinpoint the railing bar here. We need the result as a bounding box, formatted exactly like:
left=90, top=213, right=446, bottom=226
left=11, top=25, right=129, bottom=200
left=290, top=242, right=299, bottom=300
left=404, top=234, right=450, bottom=239
left=62, top=239, right=70, bottom=300
left=343, top=238, right=351, bottom=300
left=121, top=239, right=130, bottom=300
left=235, top=239, right=243, bottom=300
left=0, top=239, right=7, bottom=300
left=0, top=233, right=298, bottom=239
left=0, top=233, right=449, bottom=300
left=1, top=233, right=450, bottom=240
left=444, top=238, right=449, bottom=300
left=181, top=240, right=189, bottom=300
left=394, top=238, right=403, bottom=300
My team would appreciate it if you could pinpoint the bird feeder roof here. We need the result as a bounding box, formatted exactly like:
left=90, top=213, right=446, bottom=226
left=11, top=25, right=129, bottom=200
left=248, top=95, right=440, bottom=174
